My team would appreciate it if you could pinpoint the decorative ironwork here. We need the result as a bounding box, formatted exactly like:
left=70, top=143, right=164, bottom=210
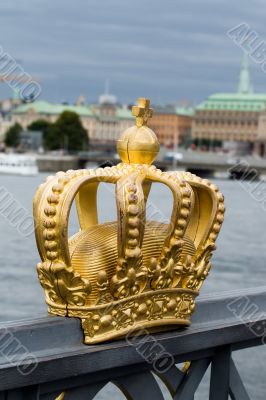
left=0, top=287, right=261, bottom=399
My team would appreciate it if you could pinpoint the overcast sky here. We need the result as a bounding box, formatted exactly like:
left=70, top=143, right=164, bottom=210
left=0, top=0, right=265, bottom=105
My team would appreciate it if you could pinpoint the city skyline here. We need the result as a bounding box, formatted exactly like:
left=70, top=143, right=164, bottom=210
left=0, top=1, right=265, bottom=104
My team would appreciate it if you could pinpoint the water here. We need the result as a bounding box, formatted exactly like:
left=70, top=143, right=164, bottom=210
left=0, top=173, right=266, bottom=398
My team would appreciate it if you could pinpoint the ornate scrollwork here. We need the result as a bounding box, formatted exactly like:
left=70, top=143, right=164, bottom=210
left=148, top=239, right=184, bottom=289
left=81, top=290, right=196, bottom=342
left=37, top=261, right=91, bottom=308
left=111, top=257, right=147, bottom=299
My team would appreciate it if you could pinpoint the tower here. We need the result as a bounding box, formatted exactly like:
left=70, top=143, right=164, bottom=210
left=237, top=51, right=253, bottom=94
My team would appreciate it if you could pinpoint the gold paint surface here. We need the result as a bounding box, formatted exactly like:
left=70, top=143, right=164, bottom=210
left=69, top=221, right=195, bottom=304
left=34, top=98, right=225, bottom=344
left=117, top=97, right=159, bottom=165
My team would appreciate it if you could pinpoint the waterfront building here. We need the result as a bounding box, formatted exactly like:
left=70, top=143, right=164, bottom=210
left=0, top=92, right=23, bottom=142
left=149, top=106, right=193, bottom=148
left=11, top=98, right=133, bottom=146
left=11, top=97, right=194, bottom=150
left=192, top=53, right=266, bottom=155
left=89, top=91, right=133, bottom=144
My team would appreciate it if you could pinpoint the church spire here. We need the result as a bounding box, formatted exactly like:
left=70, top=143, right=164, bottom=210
left=237, top=51, right=253, bottom=94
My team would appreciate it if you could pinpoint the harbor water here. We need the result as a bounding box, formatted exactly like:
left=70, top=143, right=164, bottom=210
left=0, top=173, right=265, bottom=398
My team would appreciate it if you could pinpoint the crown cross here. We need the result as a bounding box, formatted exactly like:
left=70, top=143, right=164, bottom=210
left=132, top=98, right=153, bottom=127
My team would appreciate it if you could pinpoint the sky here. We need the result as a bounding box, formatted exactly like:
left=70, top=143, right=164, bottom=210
left=0, top=0, right=266, bottom=106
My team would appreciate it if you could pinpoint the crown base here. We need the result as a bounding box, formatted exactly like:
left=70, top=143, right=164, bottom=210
left=83, top=316, right=190, bottom=344
left=47, top=287, right=198, bottom=344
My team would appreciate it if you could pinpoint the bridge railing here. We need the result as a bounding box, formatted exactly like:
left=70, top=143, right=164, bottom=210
left=0, top=286, right=265, bottom=399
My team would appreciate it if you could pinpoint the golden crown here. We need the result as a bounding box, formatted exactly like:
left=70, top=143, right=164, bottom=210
left=34, top=98, right=225, bottom=344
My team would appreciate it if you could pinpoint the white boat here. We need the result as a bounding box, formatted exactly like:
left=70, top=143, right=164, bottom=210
left=0, top=153, right=39, bottom=176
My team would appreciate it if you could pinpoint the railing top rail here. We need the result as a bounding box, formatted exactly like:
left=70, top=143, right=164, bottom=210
left=0, top=286, right=265, bottom=391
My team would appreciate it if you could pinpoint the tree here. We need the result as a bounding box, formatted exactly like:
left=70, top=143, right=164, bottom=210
left=28, top=119, right=51, bottom=150
left=45, top=111, right=88, bottom=152
left=28, top=119, right=51, bottom=133
left=4, top=123, right=22, bottom=148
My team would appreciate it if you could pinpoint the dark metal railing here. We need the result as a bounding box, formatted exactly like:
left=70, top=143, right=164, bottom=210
left=1, top=286, right=266, bottom=399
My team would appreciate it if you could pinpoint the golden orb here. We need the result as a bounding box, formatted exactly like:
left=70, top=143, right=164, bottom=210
left=117, top=97, right=160, bottom=165
left=117, top=125, right=160, bottom=165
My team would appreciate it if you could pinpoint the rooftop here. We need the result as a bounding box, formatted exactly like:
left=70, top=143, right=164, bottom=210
left=13, top=101, right=94, bottom=117
left=13, top=101, right=134, bottom=120
left=196, top=93, right=266, bottom=112
left=196, top=52, right=266, bottom=112
left=153, top=105, right=194, bottom=117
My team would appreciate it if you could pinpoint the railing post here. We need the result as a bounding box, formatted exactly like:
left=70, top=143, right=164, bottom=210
left=209, top=345, right=231, bottom=400
left=173, top=359, right=210, bottom=400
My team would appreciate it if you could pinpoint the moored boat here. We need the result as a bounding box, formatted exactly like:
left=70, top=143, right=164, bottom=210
left=0, top=153, right=39, bottom=176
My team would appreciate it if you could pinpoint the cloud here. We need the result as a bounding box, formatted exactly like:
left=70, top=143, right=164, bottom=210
left=0, top=0, right=265, bottom=103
